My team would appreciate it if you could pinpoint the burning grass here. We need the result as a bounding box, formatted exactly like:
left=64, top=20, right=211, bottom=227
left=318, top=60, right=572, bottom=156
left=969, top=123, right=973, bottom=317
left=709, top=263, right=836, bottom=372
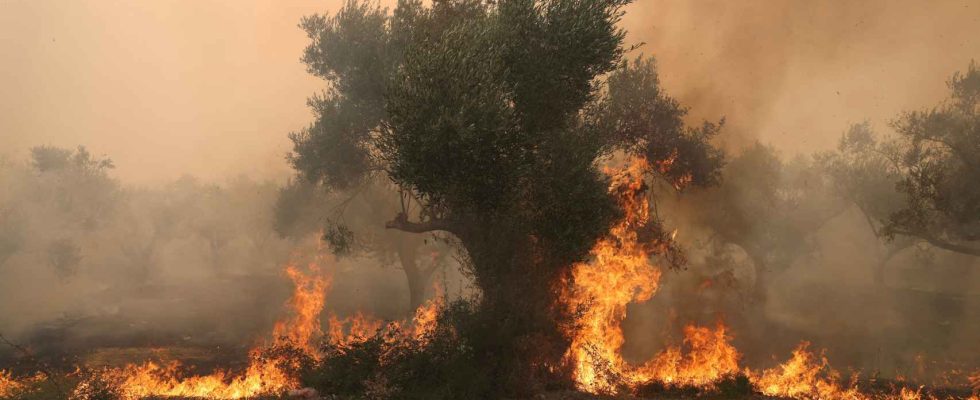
left=1, top=158, right=976, bottom=400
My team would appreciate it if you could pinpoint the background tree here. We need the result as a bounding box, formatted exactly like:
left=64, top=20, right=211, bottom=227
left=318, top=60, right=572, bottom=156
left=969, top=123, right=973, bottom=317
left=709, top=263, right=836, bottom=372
left=274, top=178, right=450, bottom=312
left=0, top=209, right=25, bottom=269
left=821, top=62, right=980, bottom=279
left=28, top=146, right=118, bottom=231
left=683, top=143, right=843, bottom=303
left=289, top=0, right=722, bottom=393
left=819, top=123, right=915, bottom=284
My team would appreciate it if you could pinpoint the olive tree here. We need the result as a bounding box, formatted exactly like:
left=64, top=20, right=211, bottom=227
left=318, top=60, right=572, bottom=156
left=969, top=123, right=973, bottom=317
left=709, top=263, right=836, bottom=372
left=289, top=0, right=722, bottom=390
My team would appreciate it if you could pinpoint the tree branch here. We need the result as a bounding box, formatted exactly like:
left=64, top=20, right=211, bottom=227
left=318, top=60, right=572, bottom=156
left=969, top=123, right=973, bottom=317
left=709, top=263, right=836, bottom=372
left=891, top=229, right=980, bottom=257
left=385, top=212, right=454, bottom=234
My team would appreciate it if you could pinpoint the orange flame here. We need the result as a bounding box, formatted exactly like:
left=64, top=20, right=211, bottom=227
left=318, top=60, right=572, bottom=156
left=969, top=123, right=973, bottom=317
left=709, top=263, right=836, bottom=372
left=108, top=258, right=330, bottom=399
left=0, top=370, right=26, bottom=397
left=327, top=311, right=384, bottom=348
left=411, top=283, right=444, bottom=343
left=561, top=157, right=975, bottom=400
left=272, top=262, right=329, bottom=356
left=635, top=323, right=740, bottom=388
left=563, top=157, right=662, bottom=393
left=970, top=370, right=980, bottom=394
left=107, top=358, right=293, bottom=400
left=748, top=342, right=864, bottom=399
left=745, top=342, right=946, bottom=400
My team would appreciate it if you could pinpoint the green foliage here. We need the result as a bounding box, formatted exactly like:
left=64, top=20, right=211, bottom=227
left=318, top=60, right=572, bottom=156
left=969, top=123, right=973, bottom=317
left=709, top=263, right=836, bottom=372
left=28, top=146, right=119, bottom=231
left=30, top=146, right=114, bottom=175
left=273, top=179, right=329, bottom=239
left=322, top=222, right=356, bottom=255
left=820, top=122, right=906, bottom=229
left=597, top=57, right=725, bottom=187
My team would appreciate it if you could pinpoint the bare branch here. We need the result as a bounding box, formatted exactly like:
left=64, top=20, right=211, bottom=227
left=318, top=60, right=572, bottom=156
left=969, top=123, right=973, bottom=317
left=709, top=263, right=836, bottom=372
left=385, top=212, right=454, bottom=234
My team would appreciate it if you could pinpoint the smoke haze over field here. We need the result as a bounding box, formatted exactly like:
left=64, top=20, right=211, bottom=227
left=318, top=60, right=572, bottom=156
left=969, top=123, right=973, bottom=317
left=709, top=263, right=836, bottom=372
left=3, top=0, right=979, bottom=182
left=0, top=1, right=978, bottom=396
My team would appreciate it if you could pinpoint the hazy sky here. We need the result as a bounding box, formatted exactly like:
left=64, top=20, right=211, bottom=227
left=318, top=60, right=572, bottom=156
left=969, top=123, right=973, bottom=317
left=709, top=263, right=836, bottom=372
left=1, top=0, right=978, bottom=183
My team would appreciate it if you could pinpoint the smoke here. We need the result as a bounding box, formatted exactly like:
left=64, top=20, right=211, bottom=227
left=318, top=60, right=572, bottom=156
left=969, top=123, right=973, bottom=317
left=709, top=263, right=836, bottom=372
left=0, top=0, right=977, bottom=387
left=622, top=0, right=980, bottom=152
left=0, top=150, right=449, bottom=369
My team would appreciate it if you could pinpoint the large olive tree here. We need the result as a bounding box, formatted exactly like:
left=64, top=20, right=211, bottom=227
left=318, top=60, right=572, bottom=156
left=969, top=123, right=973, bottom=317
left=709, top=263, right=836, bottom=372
left=289, top=0, right=722, bottom=391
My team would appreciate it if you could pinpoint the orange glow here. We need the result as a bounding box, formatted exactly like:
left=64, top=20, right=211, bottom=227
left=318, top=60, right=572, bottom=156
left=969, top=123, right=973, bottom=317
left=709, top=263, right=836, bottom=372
left=108, top=357, right=293, bottom=400
left=748, top=342, right=864, bottom=399
left=0, top=370, right=26, bottom=397
left=327, top=311, right=384, bottom=348
left=563, top=157, right=662, bottom=393
left=557, top=157, right=960, bottom=400
left=107, top=257, right=330, bottom=399
left=563, top=158, right=739, bottom=394
left=411, top=283, right=444, bottom=343
left=272, top=262, right=329, bottom=356
left=635, top=323, right=740, bottom=388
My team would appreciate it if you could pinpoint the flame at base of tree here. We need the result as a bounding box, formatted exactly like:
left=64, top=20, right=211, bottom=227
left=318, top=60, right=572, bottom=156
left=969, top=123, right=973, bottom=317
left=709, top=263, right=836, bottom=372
left=562, top=157, right=979, bottom=400
left=563, top=157, right=663, bottom=393
left=564, top=157, right=739, bottom=393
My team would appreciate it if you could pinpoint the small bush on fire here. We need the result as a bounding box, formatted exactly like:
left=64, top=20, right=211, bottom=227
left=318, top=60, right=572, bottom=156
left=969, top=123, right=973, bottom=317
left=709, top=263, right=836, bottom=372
left=299, top=300, right=508, bottom=399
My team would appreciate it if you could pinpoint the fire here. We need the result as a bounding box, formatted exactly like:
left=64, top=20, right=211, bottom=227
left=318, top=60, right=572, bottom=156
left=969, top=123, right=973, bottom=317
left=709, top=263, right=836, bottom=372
left=327, top=312, right=384, bottom=347
left=325, top=283, right=444, bottom=348
left=273, top=262, right=329, bottom=356
left=0, top=370, right=26, bottom=397
left=635, top=323, right=740, bottom=388
left=748, top=342, right=863, bottom=400
left=82, top=247, right=448, bottom=400
left=558, top=157, right=976, bottom=400
left=411, top=283, right=444, bottom=343
left=564, top=158, right=739, bottom=393
left=107, top=358, right=293, bottom=399
left=563, top=157, right=662, bottom=393
left=107, top=258, right=330, bottom=399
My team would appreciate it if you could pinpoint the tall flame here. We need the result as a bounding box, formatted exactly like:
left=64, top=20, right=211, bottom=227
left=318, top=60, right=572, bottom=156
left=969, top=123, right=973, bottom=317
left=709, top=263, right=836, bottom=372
left=558, top=157, right=967, bottom=400
left=411, top=282, right=444, bottom=343
left=564, top=158, right=739, bottom=393
left=273, top=262, right=329, bottom=356
left=563, top=157, right=662, bottom=393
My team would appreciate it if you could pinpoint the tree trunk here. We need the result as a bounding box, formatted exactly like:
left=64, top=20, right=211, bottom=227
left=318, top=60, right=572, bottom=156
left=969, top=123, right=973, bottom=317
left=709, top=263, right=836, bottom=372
left=386, top=214, right=574, bottom=395
left=454, top=223, right=573, bottom=395
left=396, top=240, right=431, bottom=312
